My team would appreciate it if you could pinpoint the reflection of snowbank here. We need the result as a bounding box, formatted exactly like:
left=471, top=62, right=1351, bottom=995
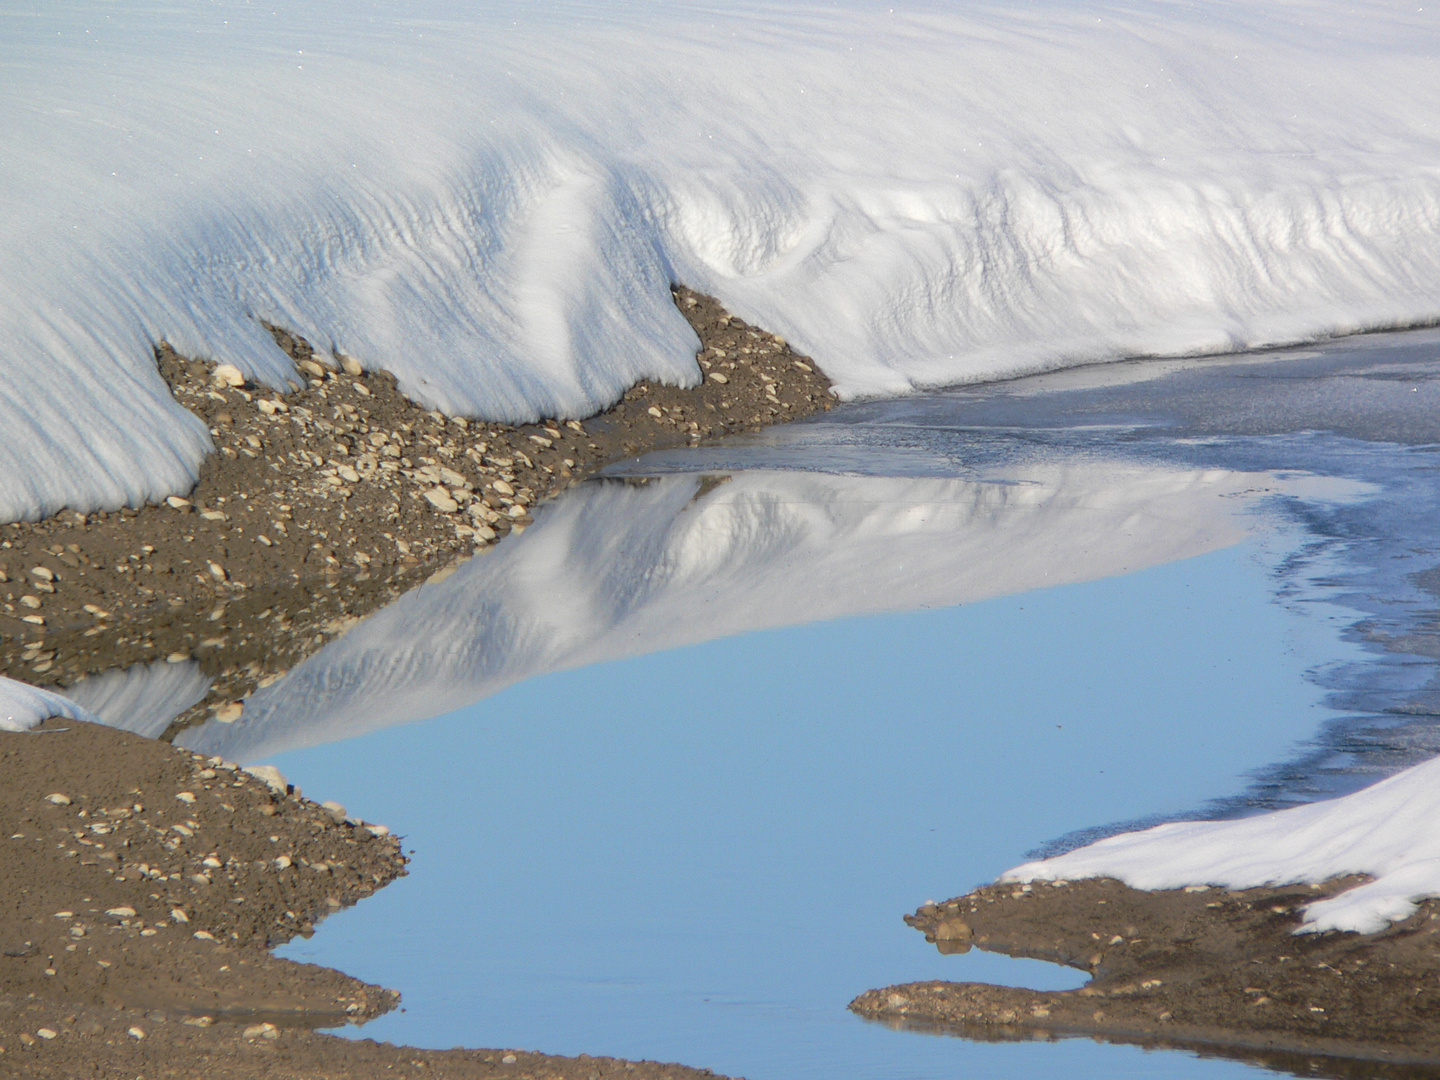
left=4, top=2, right=1440, bottom=518
left=181, top=464, right=1284, bottom=761
left=58, top=661, right=211, bottom=740
left=1005, top=754, right=1440, bottom=934
left=0, top=675, right=101, bottom=733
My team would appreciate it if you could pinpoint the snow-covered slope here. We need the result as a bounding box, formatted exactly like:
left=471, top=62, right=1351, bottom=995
left=179, top=462, right=1289, bottom=762
left=3, top=1, right=1439, bottom=520
left=1005, top=752, right=1440, bottom=935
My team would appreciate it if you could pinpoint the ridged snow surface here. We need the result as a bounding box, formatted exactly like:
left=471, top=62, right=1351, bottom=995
left=3, top=1, right=1440, bottom=519
left=0, top=674, right=101, bottom=733
left=58, top=660, right=212, bottom=740
left=180, top=463, right=1282, bottom=762
left=1005, top=753, right=1440, bottom=935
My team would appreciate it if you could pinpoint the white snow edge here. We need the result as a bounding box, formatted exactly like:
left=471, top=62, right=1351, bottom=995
left=1003, top=754, right=1440, bottom=935
left=0, top=674, right=104, bottom=733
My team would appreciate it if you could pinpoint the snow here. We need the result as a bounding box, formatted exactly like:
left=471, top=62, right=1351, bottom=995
left=1004, top=753, right=1440, bottom=935
left=57, top=660, right=212, bottom=740
left=179, top=461, right=1311, bottom=762
left=0, top=674, right=102, bottom=733
left=3, top=1, right=1440, bottom=519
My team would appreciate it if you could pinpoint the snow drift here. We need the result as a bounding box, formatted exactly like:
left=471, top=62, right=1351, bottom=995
left=1005, top=752, right=1440, bottom=935
left=179, top=461, right=1291, bottom=762
left=3, top=1, right=1439, bottom=520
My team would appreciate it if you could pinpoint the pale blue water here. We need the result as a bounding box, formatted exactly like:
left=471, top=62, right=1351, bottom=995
left=237, top=330, right=1440, bottom=1079
left=272, top=541, right=1340, bottom=1080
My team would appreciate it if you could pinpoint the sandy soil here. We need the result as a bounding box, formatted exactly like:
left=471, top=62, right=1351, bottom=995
left=0, top=287, right=832, bottom=734
left=851, top=877, right=1440, bottom=1077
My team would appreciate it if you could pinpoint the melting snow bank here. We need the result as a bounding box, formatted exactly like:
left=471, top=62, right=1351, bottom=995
left=1004, top=754, right=1440, bottom=935
left=0, top=675, right=101, bottom=733
left=4, top=1, right=1440, bottom=520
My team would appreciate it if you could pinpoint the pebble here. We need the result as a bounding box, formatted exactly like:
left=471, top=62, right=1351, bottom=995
left=128, top=1026, right=146, bottom=1039
left=364, top=823, right=391, bottom=837
left=299, top=359, right=326, bottom=378
left=212, top=364, right=245, bottom=388
left=29, top=565, right=55, bottom=582
left=244, top=764, right=287, bottom=792
left=166, top=651, right=191, bottom=663
left=213, top=701, right=243, bottom=723
left=492, top=479, right=515, bottom=496
left=424, top=487, right=459, bottom=513
left=37, top=1027, right=57, bottom=1039
left=708, top=372, right=729, bottom=384
left=502, top=1054, right=518, bottom=1064
left=105, top=906, right=137, bottom=918
left=165, top=496, right=192, bottom=509
left=21, top=594, right=42, bottom=609
left=244, top=1022, right=280, bottom=1040
left=339, top=353, right=364, bottom=376
left=45, top=793, right=71, bottom=805
left=176, top=791, right=197, bottom=804
left=192, top=930, right=217, bottom=941
left=321, top=800, right=347, bottom=822
left=274, top=854, right=293, bottom=870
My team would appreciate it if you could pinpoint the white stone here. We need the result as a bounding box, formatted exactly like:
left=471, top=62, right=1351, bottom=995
left=212, top=364, right=245, bottom=388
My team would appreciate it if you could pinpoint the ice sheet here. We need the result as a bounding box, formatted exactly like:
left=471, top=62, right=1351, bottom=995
left=180, top=462, right=1295, bottom=762
left=1006, top=752, right=1440, bottom=934
left=4, top=1, right=1440, bottom=519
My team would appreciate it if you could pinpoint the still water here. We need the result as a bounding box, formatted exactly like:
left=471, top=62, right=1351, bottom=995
left=176, top=328, right=1440, bottom=1079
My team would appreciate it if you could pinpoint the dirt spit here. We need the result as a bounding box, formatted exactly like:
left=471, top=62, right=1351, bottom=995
left=0, top=286, right=833, bottom=733
left=851, top=877, right=1440, bottom=1078
left=0, top=718, right=737, bottom=1079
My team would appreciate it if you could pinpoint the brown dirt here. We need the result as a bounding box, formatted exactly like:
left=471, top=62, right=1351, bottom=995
left=0, top=286, right=833, bottom=735
left=851, top=876, right=1440, bottom=1077
left=0, top=718, right=737, bottom=1079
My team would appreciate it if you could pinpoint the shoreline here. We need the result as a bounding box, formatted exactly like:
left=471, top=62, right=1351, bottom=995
left=0, top=286, right=833, bottom=739
left=0, top=285, right=824, bottom=1076
left=852, top=877, right=1440, bottom=1077
left=0, top=717, right=734, bottom=1079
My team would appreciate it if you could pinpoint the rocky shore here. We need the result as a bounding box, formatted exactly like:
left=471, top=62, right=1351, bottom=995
left=0, top=717, right=736, bottom=1079
left=0, top=286, right=833, bottom=737
left=0, top=285, right=828, bottom=1077
left=852, top=876, right=1440, bottom=1078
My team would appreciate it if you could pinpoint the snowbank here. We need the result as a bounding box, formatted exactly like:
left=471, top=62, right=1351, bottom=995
left=0, top=675, right=102, bottom=733
left=3, top=1, right=1439, bottom=519
left=1004, top=753, right=1440, bottom=934
left=180, top=461, right=1286, bottom=761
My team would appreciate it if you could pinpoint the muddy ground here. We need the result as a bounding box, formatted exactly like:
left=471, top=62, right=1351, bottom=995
left=852, top=876, right=1440, bottom=1078
left=0, top=286, right=832, bottom=735
left=0, top=718, right=735, bottom=1079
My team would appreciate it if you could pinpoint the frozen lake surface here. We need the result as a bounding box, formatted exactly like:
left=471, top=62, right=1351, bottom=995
left=235, top=330, right=1440, bottom=1079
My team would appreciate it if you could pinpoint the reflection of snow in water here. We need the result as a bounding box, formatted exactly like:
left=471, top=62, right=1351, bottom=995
left=0, top=675, right=101, bottom=732
left=180, top=462, right=1299, bottom=762
left=58, top=660, right=211, bottom=740
left=1007, top=752, right=1440, bottom=934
